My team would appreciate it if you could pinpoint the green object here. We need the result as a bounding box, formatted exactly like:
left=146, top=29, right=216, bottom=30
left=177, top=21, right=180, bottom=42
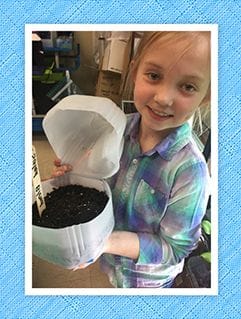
left=199, top=220, right=211, bottom=264
left=200, top=251, right=211, bottom=263
left=33, top=61, right=64, bottom=83
left=202, top=220, right=211, bottom=235
left=33, top=72, right=64, bottom=83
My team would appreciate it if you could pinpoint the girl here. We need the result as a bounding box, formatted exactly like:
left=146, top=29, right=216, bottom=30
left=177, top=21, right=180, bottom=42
left=53, top=31, right=211, bottom=288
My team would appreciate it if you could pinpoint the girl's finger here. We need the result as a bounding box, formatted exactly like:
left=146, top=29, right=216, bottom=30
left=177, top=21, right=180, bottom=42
left=51, top=169, right=64, bottom=178
left=54, top=158, right=62, bottom=166
left=51, top=164, right=73, bottom=178
left=62, top=164, right=73, bottom=172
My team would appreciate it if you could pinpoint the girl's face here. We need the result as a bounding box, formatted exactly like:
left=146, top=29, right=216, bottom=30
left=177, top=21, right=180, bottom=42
left=133, top=34, right=210, bottom=138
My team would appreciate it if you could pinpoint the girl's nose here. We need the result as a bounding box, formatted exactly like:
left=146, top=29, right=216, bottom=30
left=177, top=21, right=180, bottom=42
left=153, top=85, right=174, bottom=107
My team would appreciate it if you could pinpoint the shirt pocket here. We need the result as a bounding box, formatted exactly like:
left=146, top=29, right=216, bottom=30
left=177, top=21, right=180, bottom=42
left=134, top=179, right=168, bottom=226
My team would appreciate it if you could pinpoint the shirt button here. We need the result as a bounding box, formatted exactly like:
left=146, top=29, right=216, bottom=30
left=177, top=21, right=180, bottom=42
left=151, top=189, right=155, bottom=194
left=132, top=158, right=138, bottom=164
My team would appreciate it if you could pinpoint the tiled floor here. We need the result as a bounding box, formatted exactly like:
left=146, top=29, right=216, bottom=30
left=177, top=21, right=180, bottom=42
left=32, top=133, right=113, bottom=288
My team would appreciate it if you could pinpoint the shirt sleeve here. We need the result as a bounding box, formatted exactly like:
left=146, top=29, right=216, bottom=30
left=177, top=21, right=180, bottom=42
left=136, top=161, right=210, bottom=266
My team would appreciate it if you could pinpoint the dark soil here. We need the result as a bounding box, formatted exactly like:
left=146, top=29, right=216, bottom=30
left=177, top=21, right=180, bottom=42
left=32, top=184, right=109, bottom=228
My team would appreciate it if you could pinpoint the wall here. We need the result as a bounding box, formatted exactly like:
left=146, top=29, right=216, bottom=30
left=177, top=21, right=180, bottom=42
left=71, top=31, right=99, bottom=95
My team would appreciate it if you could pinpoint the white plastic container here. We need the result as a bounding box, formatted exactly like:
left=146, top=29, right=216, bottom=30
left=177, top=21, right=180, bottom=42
left=32, top=95, right=127, bottom=269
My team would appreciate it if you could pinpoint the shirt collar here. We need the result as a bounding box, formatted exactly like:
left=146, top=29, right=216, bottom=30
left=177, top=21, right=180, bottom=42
left=124, top=113, right=191, bottom=161
left=125, top=113, right=140, bottom=142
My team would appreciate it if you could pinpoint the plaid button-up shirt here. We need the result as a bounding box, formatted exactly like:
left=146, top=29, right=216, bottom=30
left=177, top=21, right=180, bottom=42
left=100, top=113, right=210, bottom=288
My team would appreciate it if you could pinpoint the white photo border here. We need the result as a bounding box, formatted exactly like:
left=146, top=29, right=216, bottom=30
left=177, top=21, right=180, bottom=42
left=25, top=24, right=218, bottom=296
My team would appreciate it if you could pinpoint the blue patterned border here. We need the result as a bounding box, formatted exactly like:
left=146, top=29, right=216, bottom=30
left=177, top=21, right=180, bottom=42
left=1, top=1, right=240, bottom=318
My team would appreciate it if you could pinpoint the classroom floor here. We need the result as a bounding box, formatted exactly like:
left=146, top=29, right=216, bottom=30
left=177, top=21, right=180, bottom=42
left=32, top=133, right=113, bottom=288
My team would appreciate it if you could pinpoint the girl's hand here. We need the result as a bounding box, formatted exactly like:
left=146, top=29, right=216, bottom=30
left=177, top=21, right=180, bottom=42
left=51, top=158, right=73, bottom=178
left=72, top=258, right=95, bottom=271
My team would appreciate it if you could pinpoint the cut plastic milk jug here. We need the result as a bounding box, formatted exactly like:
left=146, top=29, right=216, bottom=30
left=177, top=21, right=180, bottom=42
left=32, top=95, right=127, bottom=269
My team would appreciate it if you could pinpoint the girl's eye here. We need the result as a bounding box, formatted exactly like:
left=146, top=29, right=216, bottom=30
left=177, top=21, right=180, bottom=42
left=145, top=72, right=160, bottom=81
left=181, top=83, right=197, bottom=93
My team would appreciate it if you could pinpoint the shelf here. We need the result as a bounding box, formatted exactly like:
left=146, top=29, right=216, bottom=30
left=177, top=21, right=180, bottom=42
left=43, top=44, right=80, bottom=72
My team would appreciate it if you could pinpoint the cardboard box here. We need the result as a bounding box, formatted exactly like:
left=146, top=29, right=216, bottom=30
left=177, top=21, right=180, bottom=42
left=96, top=71, right=121, bottom=105
left=102, top=39, right=129, bottom=74
left=119, top=35, right=134, bottom=99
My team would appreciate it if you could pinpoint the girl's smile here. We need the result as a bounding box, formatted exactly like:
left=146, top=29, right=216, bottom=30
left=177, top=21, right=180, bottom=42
left=146, top=105, right=174, bottom=121
left=133, top=33, right=210, bottom=142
